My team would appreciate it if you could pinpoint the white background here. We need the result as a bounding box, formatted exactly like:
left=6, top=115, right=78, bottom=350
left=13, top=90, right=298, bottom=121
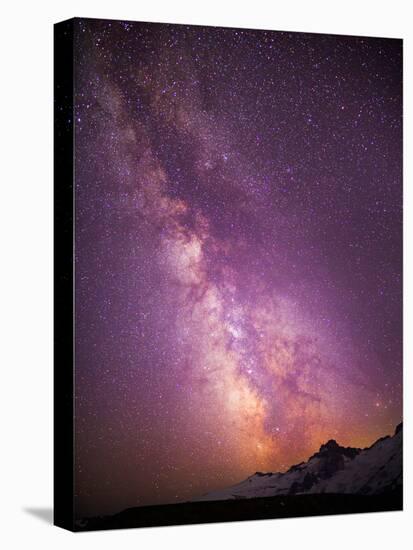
left=0, top=0, right=411, bottom=548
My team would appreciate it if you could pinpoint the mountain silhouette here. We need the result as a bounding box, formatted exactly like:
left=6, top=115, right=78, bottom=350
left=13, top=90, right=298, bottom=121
left=194, top=423, right=402, bottom=501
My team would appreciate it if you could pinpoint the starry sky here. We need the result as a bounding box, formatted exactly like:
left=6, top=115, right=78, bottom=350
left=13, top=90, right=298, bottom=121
left=73, top=18, right=402, bottom=518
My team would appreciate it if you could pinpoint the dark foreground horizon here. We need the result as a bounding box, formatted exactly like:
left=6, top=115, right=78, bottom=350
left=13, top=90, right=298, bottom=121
left=74, top=490, right=402, bottom=532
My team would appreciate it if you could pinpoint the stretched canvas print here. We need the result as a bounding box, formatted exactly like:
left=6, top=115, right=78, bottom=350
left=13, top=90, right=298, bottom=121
left=54, top=17, right=403, bottom=531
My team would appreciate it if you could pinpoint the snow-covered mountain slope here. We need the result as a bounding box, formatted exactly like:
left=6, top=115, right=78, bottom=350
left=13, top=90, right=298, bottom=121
left=195, top=423, right=402, bottom=501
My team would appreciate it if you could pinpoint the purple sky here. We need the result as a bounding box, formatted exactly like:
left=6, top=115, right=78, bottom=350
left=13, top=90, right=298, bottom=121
left=73, top=18, right=402, bottom=517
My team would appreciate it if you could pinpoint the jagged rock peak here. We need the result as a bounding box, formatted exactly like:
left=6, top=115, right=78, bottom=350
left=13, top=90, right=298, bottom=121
left=316, top=439, right=360, bottom=460
left=319, top=439, right=340, bottom=452
left=395, top=422, right=403, bottom=435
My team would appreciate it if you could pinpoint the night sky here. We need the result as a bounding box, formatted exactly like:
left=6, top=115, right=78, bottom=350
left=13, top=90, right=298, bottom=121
left=73, top=18, right=402, bottom=518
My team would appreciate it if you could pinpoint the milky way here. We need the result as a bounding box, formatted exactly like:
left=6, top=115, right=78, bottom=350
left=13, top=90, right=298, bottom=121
left=73, top=18, right=402, bottom=517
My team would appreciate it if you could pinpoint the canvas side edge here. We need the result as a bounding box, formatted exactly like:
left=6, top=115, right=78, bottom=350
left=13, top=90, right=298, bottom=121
left=53, top=18, right=76, bottom=532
